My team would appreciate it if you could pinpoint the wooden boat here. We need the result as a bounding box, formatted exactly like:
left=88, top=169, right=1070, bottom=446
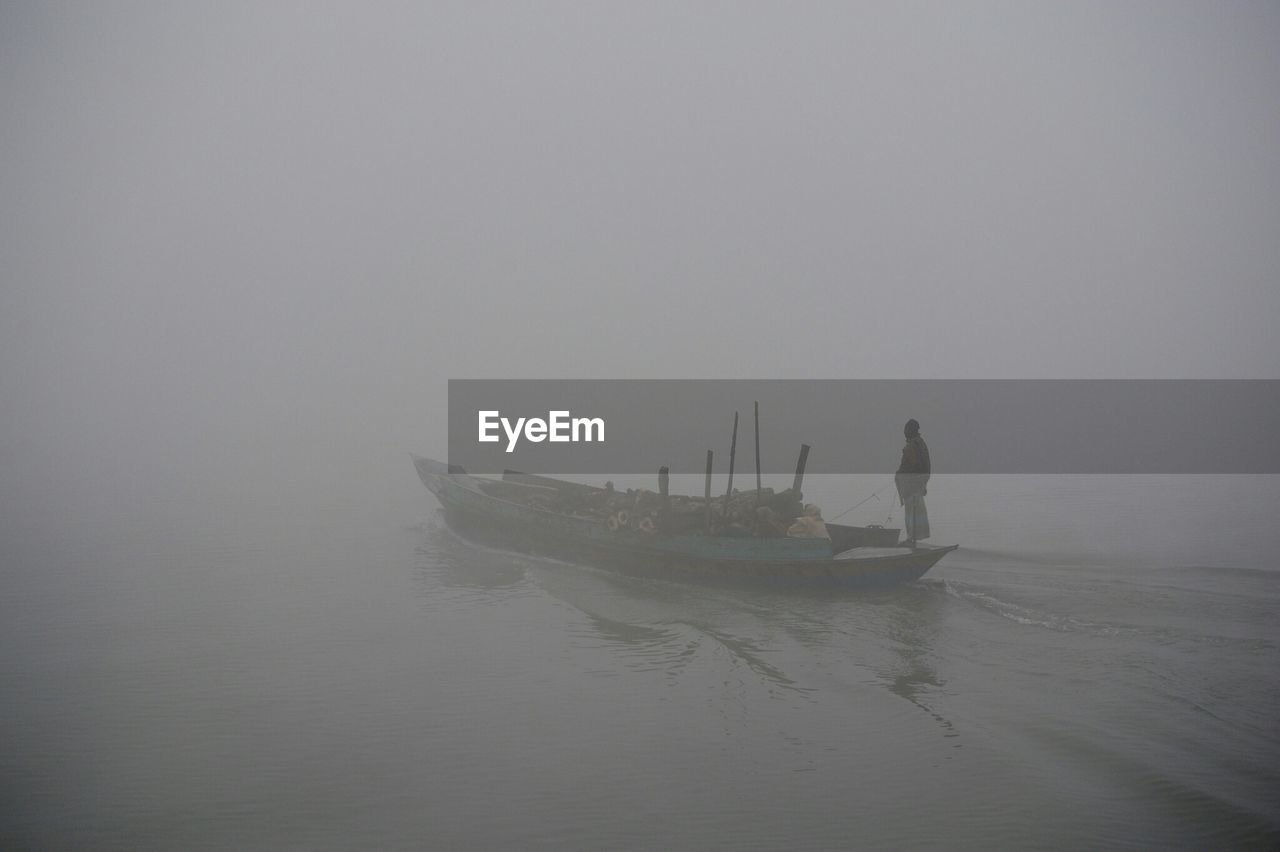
left=412, top=455, right=957, bottom=588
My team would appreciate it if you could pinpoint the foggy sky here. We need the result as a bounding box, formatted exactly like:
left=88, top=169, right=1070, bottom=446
left=2, top=1, right=1278, bottom=522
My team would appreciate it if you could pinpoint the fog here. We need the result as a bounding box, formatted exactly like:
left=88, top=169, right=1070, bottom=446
left=3, top=1, right=1279, bottom=524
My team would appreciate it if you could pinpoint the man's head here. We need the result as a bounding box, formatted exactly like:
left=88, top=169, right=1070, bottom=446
left=904, top=418, right=920, bottom=438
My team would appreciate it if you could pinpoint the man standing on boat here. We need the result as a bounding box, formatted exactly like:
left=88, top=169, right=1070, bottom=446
left=895, top=419, right=931, bottom=547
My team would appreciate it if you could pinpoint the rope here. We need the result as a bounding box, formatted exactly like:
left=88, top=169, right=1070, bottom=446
left=829, top=478, right=896, bottom=523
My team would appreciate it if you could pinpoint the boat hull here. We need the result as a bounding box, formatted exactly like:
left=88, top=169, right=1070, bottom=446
left=413, top=455, right=956, bottom=589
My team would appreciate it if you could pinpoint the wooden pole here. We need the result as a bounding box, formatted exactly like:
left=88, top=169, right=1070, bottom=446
left=658, top=466, right=670, bottom=533
left=792, top=443, right=810, bottom=496
left=723, top=411, right=739, bottom=517
left=704, top=450, right=714, bottom=533
left=753, top=401, right=762, bottom=507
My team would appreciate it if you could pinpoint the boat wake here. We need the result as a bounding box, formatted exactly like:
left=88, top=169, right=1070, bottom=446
left=942, top=579, right=1106, bottom=633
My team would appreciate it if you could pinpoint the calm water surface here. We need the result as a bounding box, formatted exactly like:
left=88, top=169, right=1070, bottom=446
left=3, top=476, right=1278, bottom=848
